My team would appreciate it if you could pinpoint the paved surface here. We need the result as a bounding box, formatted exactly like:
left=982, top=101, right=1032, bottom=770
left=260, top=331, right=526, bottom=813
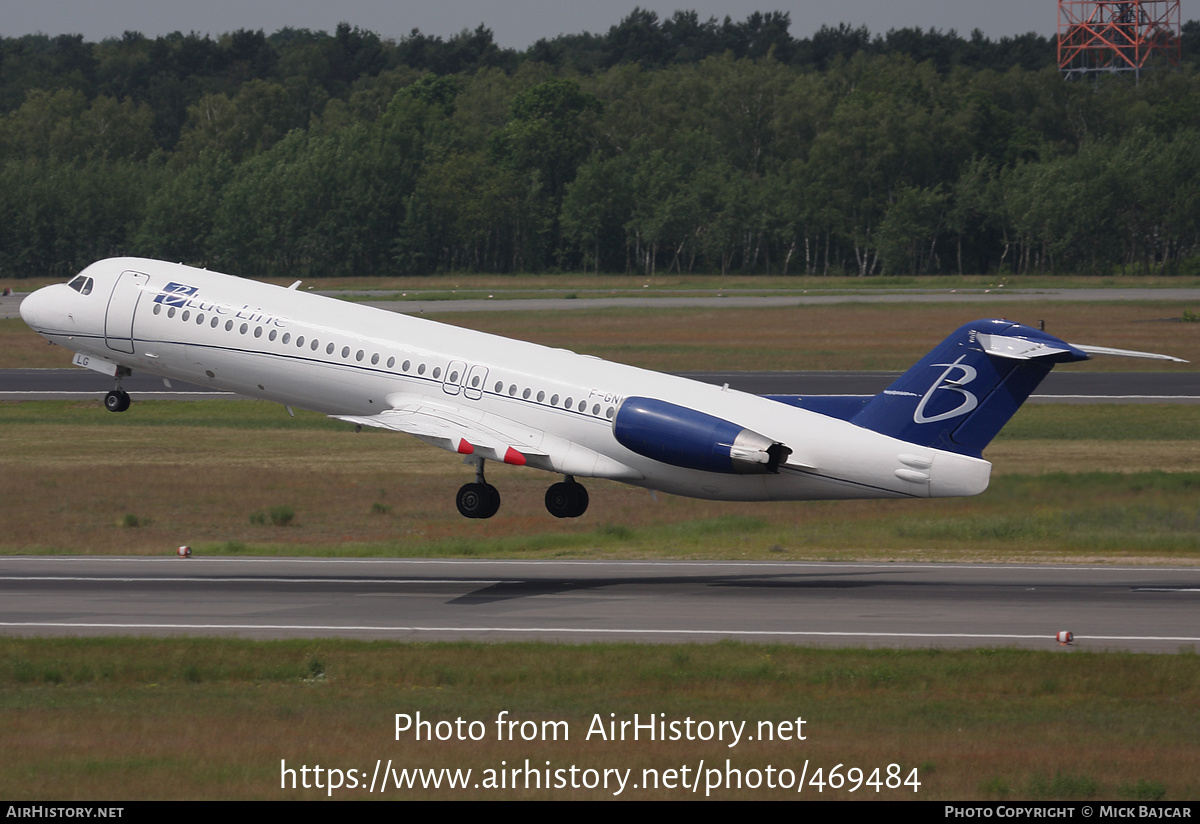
left=1, top=557, right=1197, bottom=652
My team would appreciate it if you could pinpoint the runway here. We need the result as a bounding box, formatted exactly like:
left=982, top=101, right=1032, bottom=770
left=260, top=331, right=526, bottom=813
left=1, top=556, right=1197, bottom=653
left=3, top=368, right=1198, bottom=402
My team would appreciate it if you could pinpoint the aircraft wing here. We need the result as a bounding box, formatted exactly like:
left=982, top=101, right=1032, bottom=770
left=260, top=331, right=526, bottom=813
left=333, top=393, right=643, bottom=480
left=333, top=393, right=546, bottom=466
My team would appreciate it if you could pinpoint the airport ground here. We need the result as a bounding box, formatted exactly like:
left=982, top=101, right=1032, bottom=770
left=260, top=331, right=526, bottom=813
left=2, top=289, right=1198, bottom=800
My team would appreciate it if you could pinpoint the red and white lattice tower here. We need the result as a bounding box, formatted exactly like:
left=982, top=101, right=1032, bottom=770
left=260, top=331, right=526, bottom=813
left=1058, top=1, right=1181, bottom=81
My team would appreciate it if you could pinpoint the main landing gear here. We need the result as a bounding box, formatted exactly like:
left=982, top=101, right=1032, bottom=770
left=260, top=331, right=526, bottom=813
left=104, top=389, right=131, bottom=413
left=545, top=476, right=589, bottom=519
left=454, top=462, right=589, bottom=520
left=456, top=460, right=501, bottom=519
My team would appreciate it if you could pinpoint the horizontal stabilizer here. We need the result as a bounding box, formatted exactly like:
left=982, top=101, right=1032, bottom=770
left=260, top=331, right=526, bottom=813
left=1068, top=343, right=1188, bottom=363
left=975, top=333, right=1071, bottom=360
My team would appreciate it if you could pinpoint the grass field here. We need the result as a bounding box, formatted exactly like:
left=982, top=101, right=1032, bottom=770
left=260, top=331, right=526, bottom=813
left=2, top=639, right=1197, bottom=800
left=1, top=400, right=1197, bottom=562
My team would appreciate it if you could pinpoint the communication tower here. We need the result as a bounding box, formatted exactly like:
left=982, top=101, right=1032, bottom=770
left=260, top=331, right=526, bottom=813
left=1058, top=0, right=1181, bottom=81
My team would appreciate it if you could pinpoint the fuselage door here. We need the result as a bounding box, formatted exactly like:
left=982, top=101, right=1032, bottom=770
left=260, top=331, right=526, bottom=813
left=442, top=360, right=468, bottom=396
left=104, top=270, right=149, bottom=354
left=463, top=364, right=488, bottom=401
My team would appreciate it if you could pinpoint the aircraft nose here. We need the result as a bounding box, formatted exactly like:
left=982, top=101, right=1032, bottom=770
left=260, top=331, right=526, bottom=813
left=19, top=285, right=63, bottom=331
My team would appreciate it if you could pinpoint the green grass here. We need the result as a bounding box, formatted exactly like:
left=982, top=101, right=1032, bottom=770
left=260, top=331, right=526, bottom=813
left=1, top=638, right=1197, bottom=800
left=998, top=404, right=1200, bottom=441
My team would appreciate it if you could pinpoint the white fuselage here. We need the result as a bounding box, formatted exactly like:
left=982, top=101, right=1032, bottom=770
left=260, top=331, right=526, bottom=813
left=19, top=258, right=992, bottom=502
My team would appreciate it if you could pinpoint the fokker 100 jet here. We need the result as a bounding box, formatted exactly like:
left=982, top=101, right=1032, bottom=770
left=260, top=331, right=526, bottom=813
left=19, top=258, right=1184, bottom=519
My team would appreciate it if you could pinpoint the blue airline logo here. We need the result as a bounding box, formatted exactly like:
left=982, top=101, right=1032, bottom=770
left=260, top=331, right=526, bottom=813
left=153, top=282, right=199, bottom=307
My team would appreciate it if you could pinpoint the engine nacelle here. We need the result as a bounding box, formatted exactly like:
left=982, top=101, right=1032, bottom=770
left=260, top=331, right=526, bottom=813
left=613, top=396, right=791, bottom=474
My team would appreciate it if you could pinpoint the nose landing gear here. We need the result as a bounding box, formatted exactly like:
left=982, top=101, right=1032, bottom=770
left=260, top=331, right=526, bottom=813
left=104, top=389, right=131, bottom=412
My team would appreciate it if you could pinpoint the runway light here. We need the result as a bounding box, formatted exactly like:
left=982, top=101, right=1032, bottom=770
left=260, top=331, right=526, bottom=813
left=1056, top=630, right=1073, bottom=645
left=177, top=545, right=192, bottom=558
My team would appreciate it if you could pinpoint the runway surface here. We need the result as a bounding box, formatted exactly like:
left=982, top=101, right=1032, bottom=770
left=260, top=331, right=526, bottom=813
left=1, top=556, right=1197, bottom=653
left=3, top=368, right=1198, bottom=402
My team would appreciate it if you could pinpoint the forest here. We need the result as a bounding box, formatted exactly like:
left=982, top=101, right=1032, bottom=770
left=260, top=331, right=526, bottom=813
left=1, top=9, right=1199, bottom=279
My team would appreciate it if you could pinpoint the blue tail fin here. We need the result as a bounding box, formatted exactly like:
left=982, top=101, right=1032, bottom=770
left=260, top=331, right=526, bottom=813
left=851, top=320, right=1089, bottom=457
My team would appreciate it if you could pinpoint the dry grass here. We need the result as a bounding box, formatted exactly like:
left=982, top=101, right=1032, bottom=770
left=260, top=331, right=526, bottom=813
left=2, top=639, right=1197, bottom=800
left=1, top=402, right=1197, bottom=562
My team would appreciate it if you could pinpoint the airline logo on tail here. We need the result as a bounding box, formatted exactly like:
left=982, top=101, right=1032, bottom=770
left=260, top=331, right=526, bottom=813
left=914, top=356, right=979, bottom=424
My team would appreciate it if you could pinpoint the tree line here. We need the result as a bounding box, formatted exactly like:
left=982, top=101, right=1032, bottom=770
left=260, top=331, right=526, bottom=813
left=1, top=11, right=1199, bottom=278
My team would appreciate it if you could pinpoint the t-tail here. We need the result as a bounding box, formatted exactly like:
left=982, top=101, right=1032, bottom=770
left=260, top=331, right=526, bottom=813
left=851, top=320, right=1088, bottom=458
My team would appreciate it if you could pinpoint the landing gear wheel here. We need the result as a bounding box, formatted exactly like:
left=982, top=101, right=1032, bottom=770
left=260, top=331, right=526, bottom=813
left=457, top=482, right=500, bottom=519
left=484, top=483, right=501, bottom=518
left=545, top=481, right=588, bottom=518
left=104, top=390, right=131, bottom=413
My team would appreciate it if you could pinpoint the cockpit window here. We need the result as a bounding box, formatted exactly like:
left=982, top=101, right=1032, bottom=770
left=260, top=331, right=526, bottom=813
left=66, top=276, right=95, bottom=295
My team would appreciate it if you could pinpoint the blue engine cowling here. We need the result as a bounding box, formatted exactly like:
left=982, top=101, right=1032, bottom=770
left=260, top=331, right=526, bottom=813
left=613, top=396, right=791, bottom=474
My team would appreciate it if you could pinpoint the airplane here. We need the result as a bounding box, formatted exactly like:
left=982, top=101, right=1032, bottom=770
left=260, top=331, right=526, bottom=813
left=18, top=257, right=1185, bottom=519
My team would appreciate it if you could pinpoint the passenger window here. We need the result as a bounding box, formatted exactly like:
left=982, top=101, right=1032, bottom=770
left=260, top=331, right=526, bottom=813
left=225, top=320, right=234, bottom=331
left=296, top=336, right=305, bottom=346
left=211, top=317, right=219, bottom=328
left=197, top=314, right=205, bottom=324
left=282, top=333, right=291, bottom=344
left=153, top=304, right=161, bottom=315
left=182, top=310, right=190, bottom=321
left=239, top=323, right=248, bottom=334
left=341, top=346, right=350, bottom=358
left=387, top=356, right=395, bottom=368
left=254, top=327, right=262, bottom=338
left=432, top=367, right=441, bottom=379
left=311, top=340, right=319, bottom=351
left=326, top=343, right=335, bottom=354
